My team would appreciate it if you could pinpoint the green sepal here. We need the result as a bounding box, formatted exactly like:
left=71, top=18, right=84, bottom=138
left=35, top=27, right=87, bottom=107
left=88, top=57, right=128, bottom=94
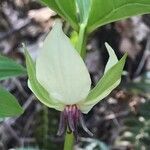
left=24, top=45, right=64, bottom=111
left=79, top=44, right=127, bottom=113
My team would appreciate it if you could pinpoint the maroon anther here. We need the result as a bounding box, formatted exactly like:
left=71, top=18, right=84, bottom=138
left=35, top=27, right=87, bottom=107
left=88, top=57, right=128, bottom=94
left=57, top=105, right=93, bottom=138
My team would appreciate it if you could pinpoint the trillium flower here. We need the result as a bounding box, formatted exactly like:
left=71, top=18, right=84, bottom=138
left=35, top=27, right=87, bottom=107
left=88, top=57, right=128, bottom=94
left=24, top=20, right=126, bottom=137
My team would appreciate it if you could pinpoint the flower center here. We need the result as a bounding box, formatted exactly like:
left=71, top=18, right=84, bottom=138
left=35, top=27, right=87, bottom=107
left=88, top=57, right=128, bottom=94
left=57, top=105, right=93, bottom=138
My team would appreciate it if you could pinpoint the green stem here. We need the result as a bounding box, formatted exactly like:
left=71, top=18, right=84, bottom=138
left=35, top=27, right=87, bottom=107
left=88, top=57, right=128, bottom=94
left=76, top=24, right=87, bottom=58
left=63, top=131, right=74, bottom=150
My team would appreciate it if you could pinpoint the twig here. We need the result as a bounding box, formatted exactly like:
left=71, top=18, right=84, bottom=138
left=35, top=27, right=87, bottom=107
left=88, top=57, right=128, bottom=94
left=103, top=110, right=130, bottom=121
left=2, top=122, right=21, bottom=145
left=12, top=78, right=28, bottom=98
left=0, top=19, right=32, bottom=41
left=134, top=34, right=150, bottom=77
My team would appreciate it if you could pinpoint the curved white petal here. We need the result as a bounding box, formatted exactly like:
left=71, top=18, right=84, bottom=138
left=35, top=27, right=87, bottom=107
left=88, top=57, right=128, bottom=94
left=36, top=20, right=91, bottom=105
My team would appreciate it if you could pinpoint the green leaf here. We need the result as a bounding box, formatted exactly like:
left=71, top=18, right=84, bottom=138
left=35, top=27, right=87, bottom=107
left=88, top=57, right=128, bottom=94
left=0, top=87, right=23, bottom=117
left=87, top=0, right=150, bottom=33
left=0, top=55, right=26, bottom=80
left=80, top=44, right=127, bottom=113
left=24, top=45, right=63, bottom=111
left=36, top=20, right=91, bottom=105
left=41, top=0, right=78, bottom=31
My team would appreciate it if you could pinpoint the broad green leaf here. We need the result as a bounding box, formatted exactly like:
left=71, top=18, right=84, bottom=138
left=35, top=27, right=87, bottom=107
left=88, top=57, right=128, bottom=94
left=36, top=20, right=91, bottom=105
left=76, top=0, right=91, bottom=24
left=0, top=55, right=26, bottom=80
left=79, top=45, right=127, bottom=113
left=87, top=0, right=150, bottom=33
left=55, top=0, right=77, bottom=25
left=24, top=46, right=63, bottom=111
left=41, top=0, right=78, bottom=31
left=0, top=87, right=23, bottom=117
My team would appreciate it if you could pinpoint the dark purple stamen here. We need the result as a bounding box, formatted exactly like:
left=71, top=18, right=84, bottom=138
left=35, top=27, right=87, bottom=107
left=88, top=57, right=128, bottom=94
left=57, top=105, right=93, bottom=137
left=57, top=111, right=66, bottom=136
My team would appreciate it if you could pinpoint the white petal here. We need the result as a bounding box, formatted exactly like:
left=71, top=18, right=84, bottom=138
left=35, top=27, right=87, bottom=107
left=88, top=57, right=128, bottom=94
left=36, top=20, right=91, bottom=105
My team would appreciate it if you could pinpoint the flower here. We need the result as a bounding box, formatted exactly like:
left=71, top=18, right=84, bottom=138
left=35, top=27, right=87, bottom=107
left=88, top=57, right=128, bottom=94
left=25, top=20, right=126, bottom=137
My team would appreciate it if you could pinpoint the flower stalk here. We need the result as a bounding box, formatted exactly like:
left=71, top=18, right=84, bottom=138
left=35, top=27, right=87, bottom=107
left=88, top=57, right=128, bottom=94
left=64, top=130, right=74, bottom=150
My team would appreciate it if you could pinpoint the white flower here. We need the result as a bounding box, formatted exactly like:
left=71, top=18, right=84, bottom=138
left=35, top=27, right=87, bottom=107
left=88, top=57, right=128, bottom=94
left=25, top=20, right=126, bottom=136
